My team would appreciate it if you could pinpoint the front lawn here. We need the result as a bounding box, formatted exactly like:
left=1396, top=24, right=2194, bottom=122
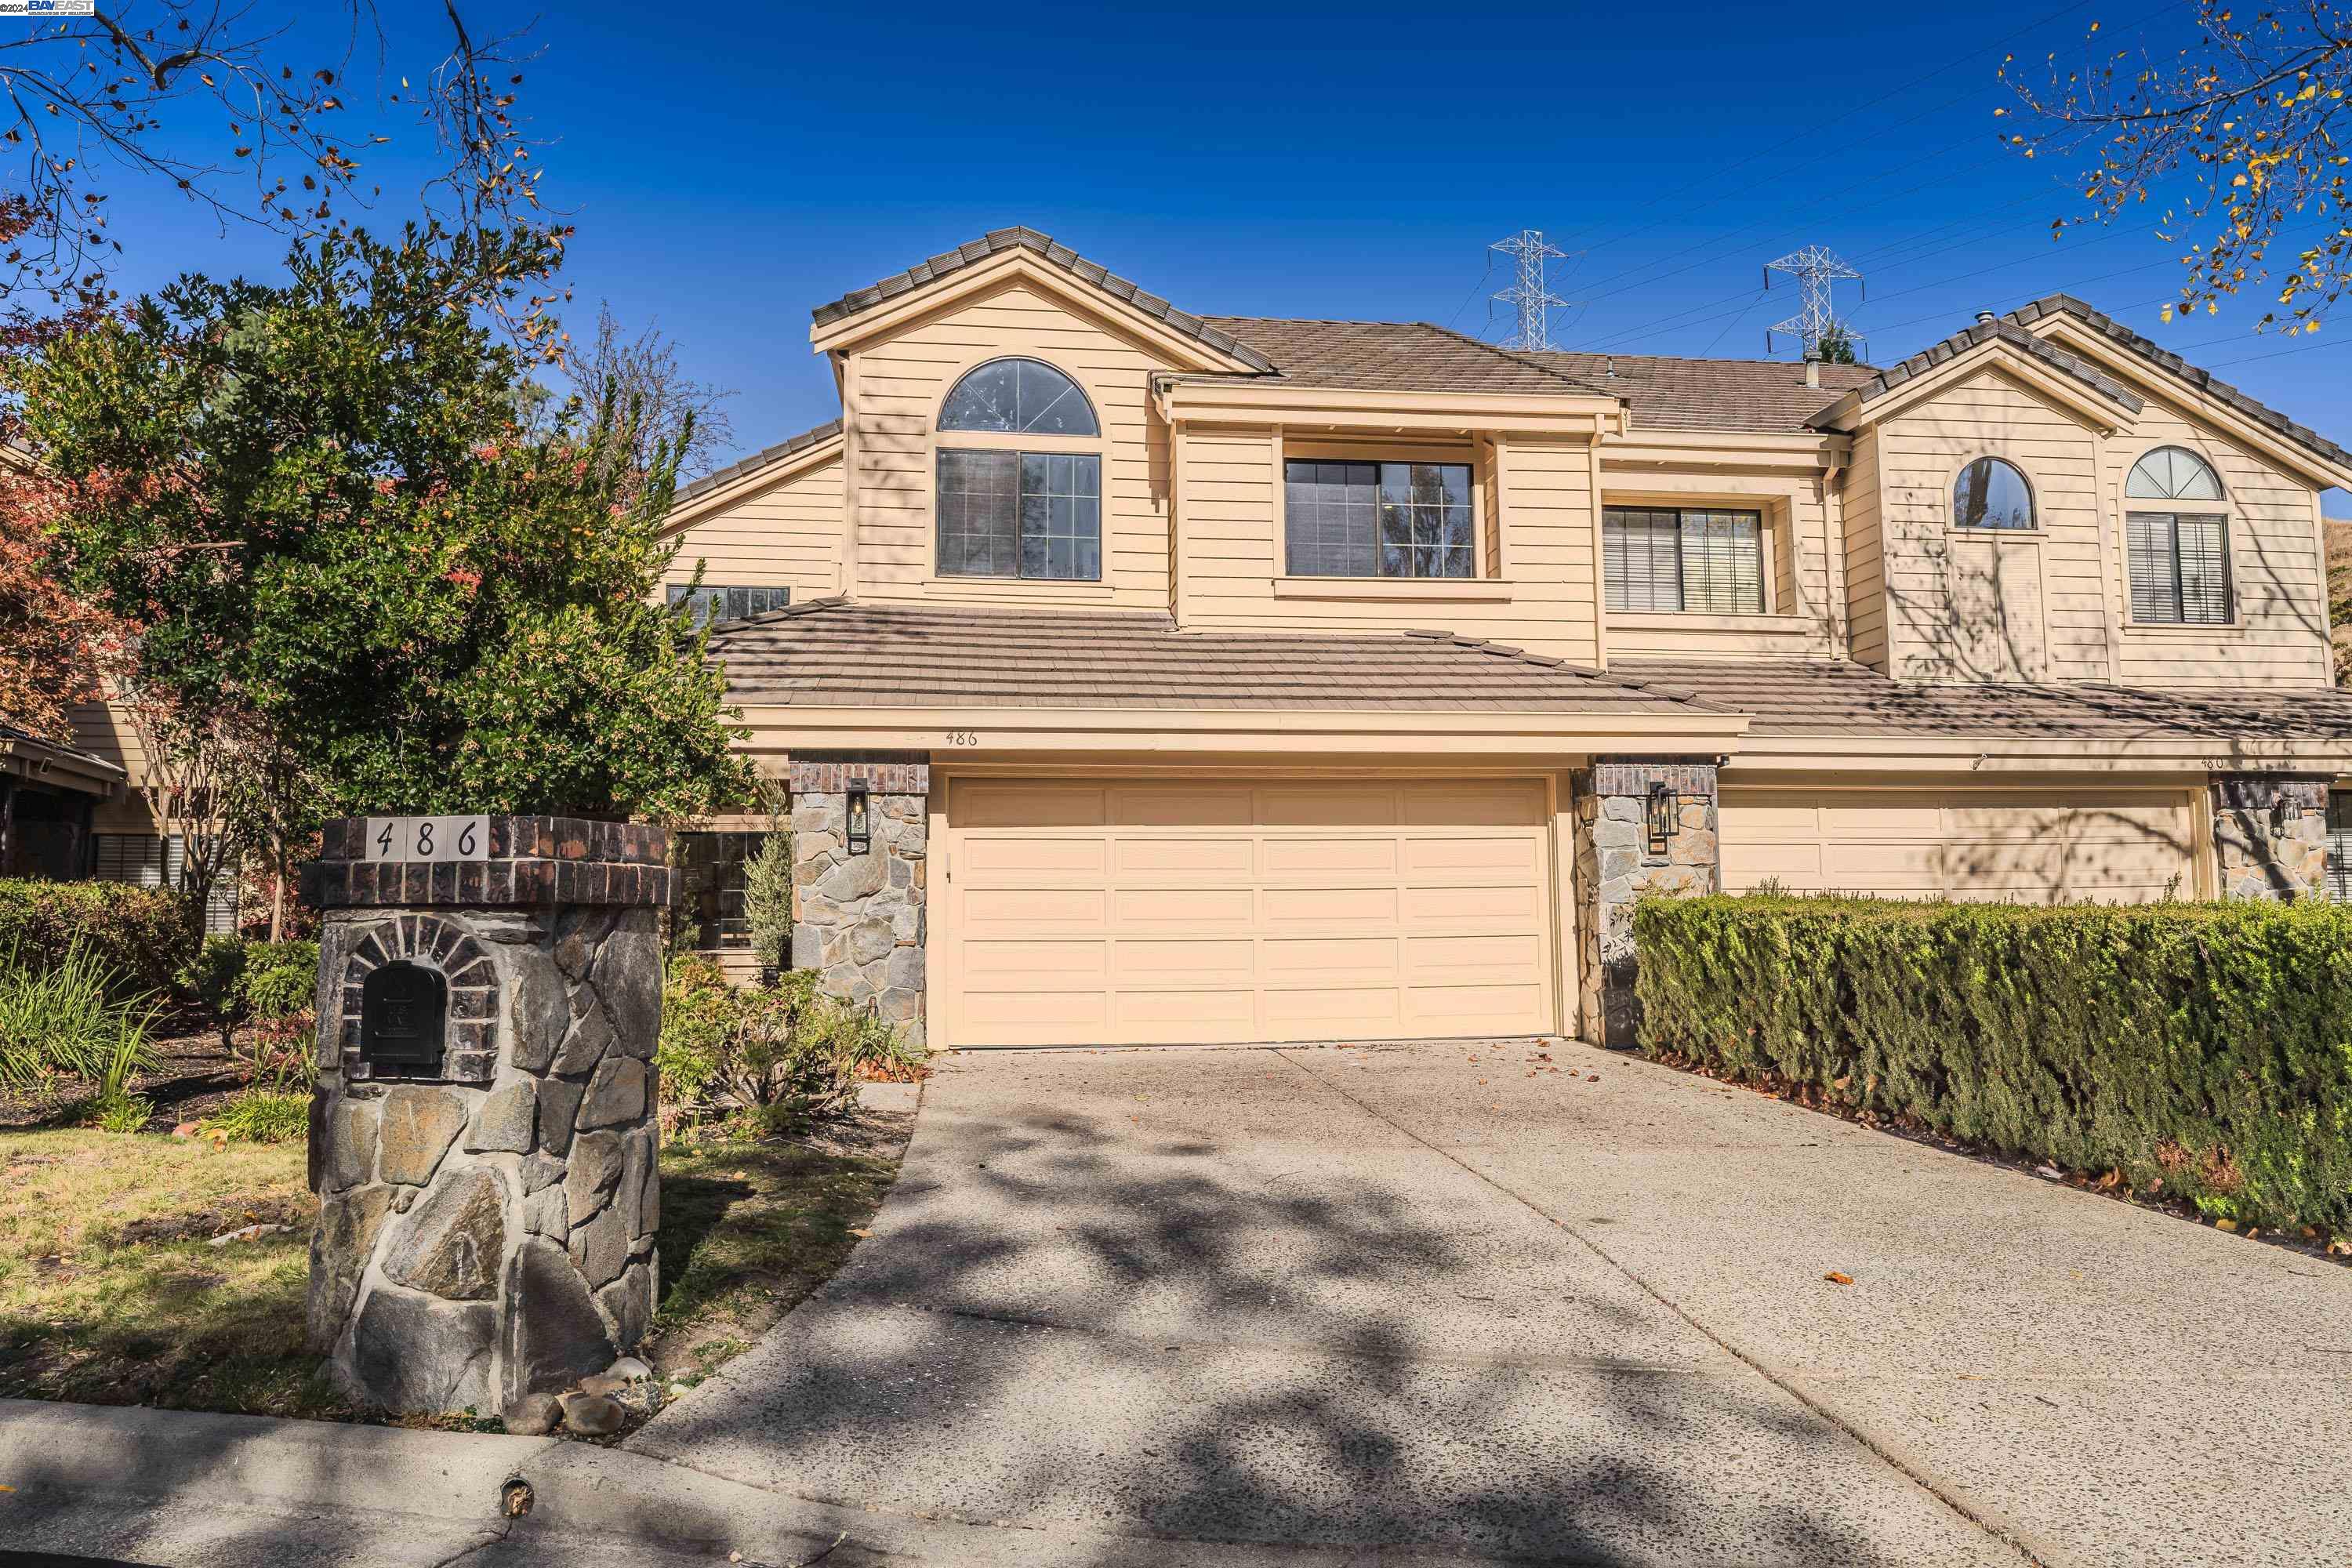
left=0, top=1120, right=903, bottom=1423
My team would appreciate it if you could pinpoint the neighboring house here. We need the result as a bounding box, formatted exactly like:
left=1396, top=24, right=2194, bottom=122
left=2, top=430, right=241, bottom=931
left=649, top=226, right=2352, bottom=1050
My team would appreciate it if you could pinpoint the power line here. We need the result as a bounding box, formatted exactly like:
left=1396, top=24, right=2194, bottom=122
left=1766, top=246, right=1864, bottom=358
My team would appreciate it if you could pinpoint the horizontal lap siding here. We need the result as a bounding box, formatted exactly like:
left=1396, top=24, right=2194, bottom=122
left=851, top=282, right=1173, bottom=611
left=1844, top=429, right=1887, bottom=670
left=65, top=698, right=159, bottom=832
left=1875, top=372, right=2107, bottom=684
left=1181, top=435, right=1602, bottom=666
left=2103, top=397, right=2330, bottom=689
left=660, top=456, right=845, bottom=602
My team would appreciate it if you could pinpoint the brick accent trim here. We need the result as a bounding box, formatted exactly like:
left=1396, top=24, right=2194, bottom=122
left=299, top=816, right=672, bottom=909
left=789, top=753, right=932, bottom=796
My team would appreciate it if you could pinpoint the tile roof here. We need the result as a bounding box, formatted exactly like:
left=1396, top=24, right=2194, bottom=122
left=809, top=227, right=1276, bottom=374
left=1828, top=318, right=2145, bottom=419
left=1610, top=658, right=2352, bottom=742
left=710, top=601, right=1699, bottom=713
left=1200, top=317, right=1610, bottom=397
left=1520, top=351, right=1875, bottom=433
left=0, top=720, right=124, bottom=782
left=674, top=419, right=840, bottom=505
left=2008, top=294, right=2352, bottom=471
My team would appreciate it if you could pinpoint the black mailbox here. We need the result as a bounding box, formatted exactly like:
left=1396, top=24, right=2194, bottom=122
left=359, top=960, right=448, bottom=1077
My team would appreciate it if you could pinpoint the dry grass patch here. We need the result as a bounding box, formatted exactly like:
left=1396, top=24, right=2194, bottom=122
left=0, top=1110, right=911, bottom=1422
left=0, top=1130, right=328, bottom=1414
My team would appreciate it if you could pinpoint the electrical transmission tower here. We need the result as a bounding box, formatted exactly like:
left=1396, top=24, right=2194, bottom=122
left=1764, top=245, right=1864, bottom=358
left=1491, top=230, right=1570, bottom=350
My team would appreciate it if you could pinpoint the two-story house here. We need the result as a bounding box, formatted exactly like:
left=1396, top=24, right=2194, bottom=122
left=660, top=227, right=2352, bottom=1051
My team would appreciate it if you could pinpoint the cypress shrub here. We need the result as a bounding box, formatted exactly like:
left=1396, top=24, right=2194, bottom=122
left=1634, top=894, right=2352, bottom=1233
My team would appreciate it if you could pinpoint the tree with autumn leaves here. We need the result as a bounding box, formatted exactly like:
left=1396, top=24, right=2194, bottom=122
left=16, top=223, right=754, bottom=920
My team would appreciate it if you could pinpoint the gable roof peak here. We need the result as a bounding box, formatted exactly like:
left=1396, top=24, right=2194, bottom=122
left=810, top=227, right=1276, bottom=374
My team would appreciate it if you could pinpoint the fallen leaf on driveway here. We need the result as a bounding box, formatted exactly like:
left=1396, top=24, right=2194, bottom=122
left=1824, top=1271, right=1854, bottom=1285
left=1585, top=1074, right=1599, bottom=1083
left=2034, top=1164, right=2063, bottom=1179
left=849, top=1228, right=873, bottom=1239
left=2215, top=1218, right=2238, bottom=1231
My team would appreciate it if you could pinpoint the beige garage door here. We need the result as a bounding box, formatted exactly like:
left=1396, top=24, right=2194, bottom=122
left=1720, top=786, right=2197, bottom=902
left=942, top=776, right=1557, bottom=1047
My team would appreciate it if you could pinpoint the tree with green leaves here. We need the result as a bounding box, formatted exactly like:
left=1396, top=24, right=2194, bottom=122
left=2004, top=2, right=2352, bottom=333
left=1814, top=323, right=1861, bottom=365
left=17, top=223, right=754, bottom=855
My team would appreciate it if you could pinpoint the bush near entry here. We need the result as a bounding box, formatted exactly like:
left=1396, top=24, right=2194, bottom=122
left=1633, top=894, right=2352, bottom=1234
left=0, top=880, right=187, bottom=1000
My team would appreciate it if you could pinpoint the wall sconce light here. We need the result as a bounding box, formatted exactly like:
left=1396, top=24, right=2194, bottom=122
left=845, top=786, right=871, bottom=856
left=1645, top=780, right=1679, bottom=856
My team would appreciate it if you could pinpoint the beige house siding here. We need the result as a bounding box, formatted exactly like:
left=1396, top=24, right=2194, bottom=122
left=844, top=279, right=1175, bottom=612
left=65, top=698, right=157, bottom=833
left=660, top=454, right=846, bottom=603
left=1869, top=370, right=2108, bottom=684
left=1842, top=428, right=1887, bottom=670
left=1173, top=432, right=1605, bottom=666
left=2098, top=394, right=2332, bottom=689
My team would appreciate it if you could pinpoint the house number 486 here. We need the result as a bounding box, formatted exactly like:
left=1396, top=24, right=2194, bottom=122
left=946, top=731, right=981, bottom=746
left=365, top=815, right=488, bottom=862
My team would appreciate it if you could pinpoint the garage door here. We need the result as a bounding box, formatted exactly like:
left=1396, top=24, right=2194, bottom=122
left=1719, top=786, right=2197, bottom=902
left=942, top=777, right=1557, bottom=1047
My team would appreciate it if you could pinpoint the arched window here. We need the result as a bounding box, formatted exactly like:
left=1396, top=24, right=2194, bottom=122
left=2124, top=447, right=2230, bottom=625
left=2125, top=445, right=2225, bottom=501
left=1952, top=457, right=2034, bottom=530
left=935, top=358, right=1102, bottom=582
left=938, top=357, right=1099, bottom=436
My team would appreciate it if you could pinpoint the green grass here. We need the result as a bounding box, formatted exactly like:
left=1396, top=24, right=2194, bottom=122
left=641, top=1138, right=898, bottom=1379
left=0, top=1126, right=902, bottom=1419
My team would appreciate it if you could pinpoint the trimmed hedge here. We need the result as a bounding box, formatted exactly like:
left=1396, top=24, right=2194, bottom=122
left=1634, top=894, right=2352, bottom=1233
left=0, top=879, right=191, bottom=1000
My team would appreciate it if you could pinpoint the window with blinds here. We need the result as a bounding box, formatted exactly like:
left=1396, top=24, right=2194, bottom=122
left=666, top=584, right=790, bottom=627
left=2125, top=513, right=2231, bottom=625
left=2329, top=793, right=2352, bottom=905
left=1283, top=460, right=1475, bottom=579
left=1603, top=507, right=1765, bottom=614
left=91, top=833, right=238, bottom=935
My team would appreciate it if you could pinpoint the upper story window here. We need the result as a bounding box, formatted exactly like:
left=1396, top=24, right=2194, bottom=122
left=1284, top=460, right=1474, bottom=579
left=935, top=358, right=1102, bottom=582
left=1952, top=457, right=2034, bottom=529
left=2125, top=447, right=2231, bottom=625
left=1603, top=506, right=1765, bottom=615
left=666, top=583, right=789, bottom=626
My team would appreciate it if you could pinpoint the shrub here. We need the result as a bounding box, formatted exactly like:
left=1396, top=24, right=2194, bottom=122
left=0, top=879, right=191, bottom=1000
left=742, top=830, right=793, bottom=975
left=1634, top=894, right=2352, bottom=1234
left=181, top=935, right=253, bottom=1047
left=201, top=1089, right=310, bottom=1144
left=0, top=940, right=162, bottom=1094
left=238, top=939, right=319, bottom=1020
left=657, top=957, right=914, bottom=1135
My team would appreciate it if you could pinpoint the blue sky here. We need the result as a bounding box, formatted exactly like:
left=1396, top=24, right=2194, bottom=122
left=75, top=1, right=2351, bottom=503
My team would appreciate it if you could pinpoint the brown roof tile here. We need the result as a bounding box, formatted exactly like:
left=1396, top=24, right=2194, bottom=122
left=1828, top=318, right=2143, bottom=422
left=1610, top=658, right=2352, bottom=741
left=1200, top=317, right=1610, bottom=397
left=810, top=227, right=1276, bottom=373
left=712, top=601, right=1696, bottom=713
left=675, top=419, right=840, bottom=504
left=1519, top=351, right=1875, bottom=433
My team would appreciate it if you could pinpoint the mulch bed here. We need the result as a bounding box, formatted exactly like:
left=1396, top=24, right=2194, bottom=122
left=0, top=1024, right=252, bottom=1135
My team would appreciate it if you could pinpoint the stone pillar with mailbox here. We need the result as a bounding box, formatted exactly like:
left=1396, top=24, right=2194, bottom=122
left=789, top=753, right=929, bottom=1048
left=2211, top=774, right=2333, bottom=902
left=299, top=815, right=669, bottom=1426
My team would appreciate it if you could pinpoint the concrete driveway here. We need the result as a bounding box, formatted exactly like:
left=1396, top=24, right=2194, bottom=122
left=632, top=1039, right=2352, bottom=1567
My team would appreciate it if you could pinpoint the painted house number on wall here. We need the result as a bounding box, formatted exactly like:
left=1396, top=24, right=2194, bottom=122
left=365, top=815, right=490, bottom=862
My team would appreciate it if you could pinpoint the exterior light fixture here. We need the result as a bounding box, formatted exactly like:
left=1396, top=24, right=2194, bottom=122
left=1645, top=780, right=1679, bottom=856
left=845, top=786, right=871, bottom=856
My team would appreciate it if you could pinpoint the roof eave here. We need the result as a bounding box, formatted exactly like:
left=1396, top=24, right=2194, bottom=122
left=728, top=702, right=1750, bottom=757
left=1154, top=376, right=1623, bottom=434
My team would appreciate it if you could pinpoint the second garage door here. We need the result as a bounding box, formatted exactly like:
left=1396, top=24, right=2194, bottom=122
left=1719, top=785, right=2198, bottom=902
left=941, top=776, right=1557, bottom=1047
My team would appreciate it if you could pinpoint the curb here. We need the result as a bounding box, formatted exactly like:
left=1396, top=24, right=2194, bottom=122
left=0, top=1398, right=1515, bottom=1567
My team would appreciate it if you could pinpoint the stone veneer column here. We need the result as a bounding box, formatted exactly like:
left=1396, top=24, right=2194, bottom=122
left=788, top=753, right=928, bottom=1049
left=298, top=817, right=669, bottom=1425
left=1572, top=759, right=1721, bottom=1049
left=2210, top=775, right=2332, bottom=902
